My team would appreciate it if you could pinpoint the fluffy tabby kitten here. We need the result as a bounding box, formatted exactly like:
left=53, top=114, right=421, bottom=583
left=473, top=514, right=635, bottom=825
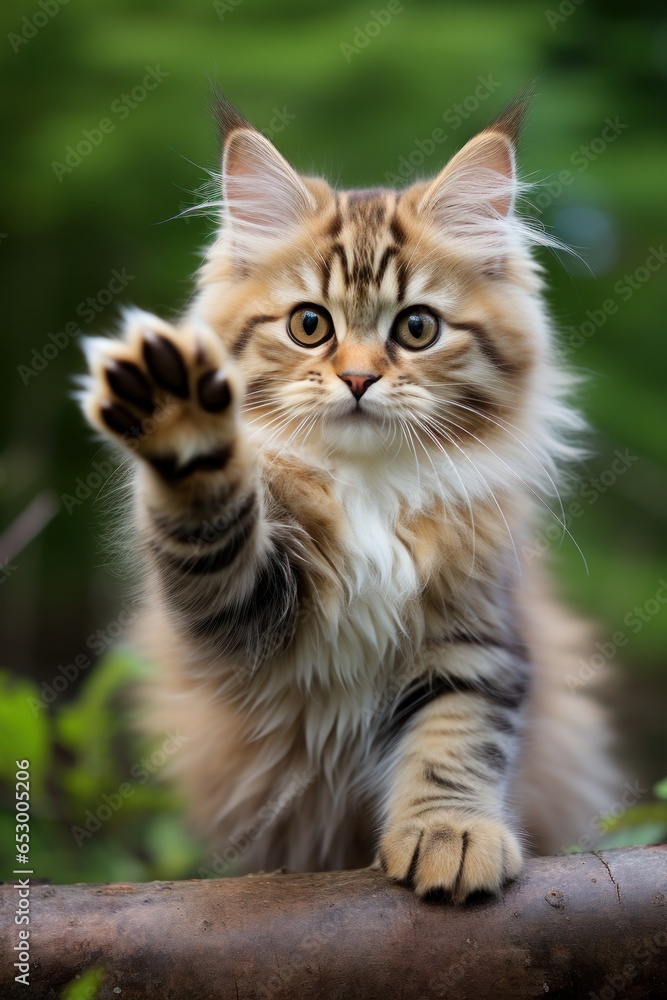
left=80, top=95, right=617, bottom=900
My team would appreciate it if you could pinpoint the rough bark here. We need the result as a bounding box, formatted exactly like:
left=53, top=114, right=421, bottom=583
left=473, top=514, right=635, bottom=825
left=1, top=845, right=666, bottom=999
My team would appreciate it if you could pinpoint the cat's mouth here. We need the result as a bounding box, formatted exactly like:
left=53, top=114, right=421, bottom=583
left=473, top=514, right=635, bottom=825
left=337, top=405, right=382, bottom=423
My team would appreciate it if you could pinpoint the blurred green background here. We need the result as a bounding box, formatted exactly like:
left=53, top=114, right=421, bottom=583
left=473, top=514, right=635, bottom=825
left=1, top=0, right=666, bottom=883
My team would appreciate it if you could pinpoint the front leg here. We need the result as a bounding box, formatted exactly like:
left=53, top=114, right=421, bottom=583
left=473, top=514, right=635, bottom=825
left=80, top=309, right=299, bottom=668
left=378, top=651, right=526, bottom=901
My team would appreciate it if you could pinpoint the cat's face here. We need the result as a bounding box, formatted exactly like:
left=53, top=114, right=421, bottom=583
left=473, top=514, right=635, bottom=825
left=197, top=100, right=550, bottom=464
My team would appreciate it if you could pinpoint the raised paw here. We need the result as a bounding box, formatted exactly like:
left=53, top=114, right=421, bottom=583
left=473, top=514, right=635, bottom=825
left=81, top=310, right=241, bottom=483
left=378, top=812, right=522, bottom=902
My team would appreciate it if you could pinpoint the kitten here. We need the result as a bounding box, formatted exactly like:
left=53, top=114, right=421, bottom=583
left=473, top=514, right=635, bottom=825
left=80, top=94, right=618, bottom=900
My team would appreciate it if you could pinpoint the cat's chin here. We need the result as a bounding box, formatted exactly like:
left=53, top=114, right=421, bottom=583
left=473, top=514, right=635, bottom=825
left=320, top=410, right=394, bottom=458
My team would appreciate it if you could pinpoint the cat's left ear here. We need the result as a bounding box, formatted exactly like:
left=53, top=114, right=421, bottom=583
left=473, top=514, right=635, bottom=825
left=418, top=95, right=528, bottom=246
left=215, top=93, right=315, bottom=262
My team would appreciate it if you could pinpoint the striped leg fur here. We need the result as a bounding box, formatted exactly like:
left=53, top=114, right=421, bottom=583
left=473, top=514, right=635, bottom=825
left=378, top=645, right=526, bottom=901
left=81, top=309, right=299, bottom=670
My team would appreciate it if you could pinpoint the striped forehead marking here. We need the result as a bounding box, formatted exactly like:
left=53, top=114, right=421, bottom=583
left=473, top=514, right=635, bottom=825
left=319, top=192, right=408, bottom=303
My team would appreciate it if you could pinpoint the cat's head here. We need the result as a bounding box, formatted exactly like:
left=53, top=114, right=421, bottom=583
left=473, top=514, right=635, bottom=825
left=196, top=95, right=568, bottom=478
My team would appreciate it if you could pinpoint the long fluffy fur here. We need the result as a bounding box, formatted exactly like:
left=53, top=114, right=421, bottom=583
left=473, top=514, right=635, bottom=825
left=80, top=96, right=620, bottom=898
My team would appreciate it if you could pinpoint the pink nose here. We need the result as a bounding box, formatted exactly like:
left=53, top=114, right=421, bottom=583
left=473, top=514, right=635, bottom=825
left=338, top=371, right=381, bottom=401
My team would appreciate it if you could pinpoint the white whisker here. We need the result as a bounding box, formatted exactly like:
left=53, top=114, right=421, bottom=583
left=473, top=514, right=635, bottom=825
left=428, top=413, right=588, bottom=574
left=420, top=415, right=522, bottom=583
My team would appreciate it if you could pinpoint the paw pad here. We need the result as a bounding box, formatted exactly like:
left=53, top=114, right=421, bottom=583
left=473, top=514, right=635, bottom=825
left=142, top=333, right=189, bottom=399
left=84, top=315, right=238, bottom=470
left=101, top=402, right=146, bottom=439
left=106, top=360, right=154, bottom=413
left=197, top=371, right=231, bottom=413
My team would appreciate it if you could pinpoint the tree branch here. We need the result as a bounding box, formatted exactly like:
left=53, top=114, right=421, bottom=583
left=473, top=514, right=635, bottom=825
left=1, top=846, right=666, bottom=998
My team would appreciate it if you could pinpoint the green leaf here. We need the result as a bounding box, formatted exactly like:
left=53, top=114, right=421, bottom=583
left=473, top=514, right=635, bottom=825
left=654, top=778, right=667, bottom=800
left=59, top=964, right=105, bottom=1000
left=598, top=822, right=667, bottom=849
left=56, top=651, right=147, bottom=803
left=143, top=813, right=201, bottom=879
left=0, top=670, right=50, bottom=799
left=599, top=802, right=667, bottom=833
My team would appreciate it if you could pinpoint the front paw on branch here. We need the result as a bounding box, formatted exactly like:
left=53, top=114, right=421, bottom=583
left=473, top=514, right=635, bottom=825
left=378, top=813, right=522, bottom=902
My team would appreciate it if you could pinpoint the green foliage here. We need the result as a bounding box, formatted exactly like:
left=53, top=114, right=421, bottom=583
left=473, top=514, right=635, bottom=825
left=0, top=673, right=50, bottom=798
left=0, top=0, right=665, bottom=881
left=596, top=779, right=667, bottom=849
left=565, top=778, right=667, bottom=853
left=1, top=0, right=666, bottom=677
left=0, top=654, right=200, bottom=884
left=60, top=966, right=105, bottom=1000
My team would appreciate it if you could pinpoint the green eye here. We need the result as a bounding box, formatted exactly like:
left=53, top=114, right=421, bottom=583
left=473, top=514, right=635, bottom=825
left=288, top=304, right=335, bottom=348
left=391, top=306, right=440, bottom=351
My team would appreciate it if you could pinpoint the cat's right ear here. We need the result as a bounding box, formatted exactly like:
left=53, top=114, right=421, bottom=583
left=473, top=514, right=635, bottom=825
left=416, top=89, right=532, bottom=260
left=215, top=94, right=315, bottom=262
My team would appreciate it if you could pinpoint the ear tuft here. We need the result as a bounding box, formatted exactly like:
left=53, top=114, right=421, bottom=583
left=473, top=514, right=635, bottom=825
left=210, top=87, right=251, bottom=144
left=484, top=80, right=537, bottom=145
left=211, top=89, right=315, bottom=262
left=417, top=85, right=565, bottom=259
left=416, top=86, right=541, bottom=254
